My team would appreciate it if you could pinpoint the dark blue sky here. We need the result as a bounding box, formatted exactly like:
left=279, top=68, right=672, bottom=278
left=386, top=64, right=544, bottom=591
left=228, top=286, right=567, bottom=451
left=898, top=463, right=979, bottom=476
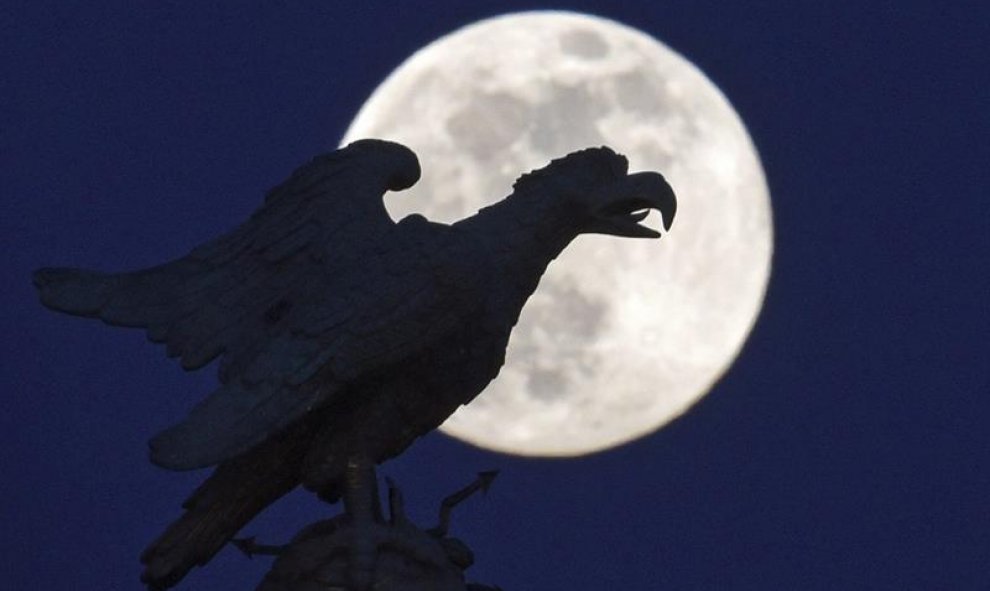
left=3, top=2, right=988, bottom=589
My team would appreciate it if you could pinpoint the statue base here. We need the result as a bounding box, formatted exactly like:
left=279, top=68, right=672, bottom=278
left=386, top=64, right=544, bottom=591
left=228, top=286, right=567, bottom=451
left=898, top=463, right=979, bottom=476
left=233, top=462, right=501, bottom=591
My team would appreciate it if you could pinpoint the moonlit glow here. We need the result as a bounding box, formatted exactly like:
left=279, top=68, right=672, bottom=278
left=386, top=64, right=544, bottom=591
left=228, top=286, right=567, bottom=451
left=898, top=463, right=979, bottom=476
left=342, top=11, right=773, bottom=456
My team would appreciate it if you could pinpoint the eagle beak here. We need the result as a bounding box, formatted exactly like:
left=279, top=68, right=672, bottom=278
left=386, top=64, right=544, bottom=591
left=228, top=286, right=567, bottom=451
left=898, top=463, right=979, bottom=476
left=591, top=172, right=677, bottom=238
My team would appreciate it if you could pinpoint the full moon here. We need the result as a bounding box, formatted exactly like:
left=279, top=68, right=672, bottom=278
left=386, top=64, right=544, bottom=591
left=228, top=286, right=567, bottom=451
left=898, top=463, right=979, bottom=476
left=341, top=12, right=772, bottom=456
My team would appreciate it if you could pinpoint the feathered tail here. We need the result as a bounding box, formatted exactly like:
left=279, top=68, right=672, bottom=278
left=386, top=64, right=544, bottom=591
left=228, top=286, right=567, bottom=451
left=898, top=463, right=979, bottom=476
left=140, top=419, right=320, bottom=590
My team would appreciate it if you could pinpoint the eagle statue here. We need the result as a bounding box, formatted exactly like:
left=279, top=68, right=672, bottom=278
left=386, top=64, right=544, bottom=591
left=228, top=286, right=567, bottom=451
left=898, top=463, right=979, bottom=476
left=34, top=139, right=676, bottom=589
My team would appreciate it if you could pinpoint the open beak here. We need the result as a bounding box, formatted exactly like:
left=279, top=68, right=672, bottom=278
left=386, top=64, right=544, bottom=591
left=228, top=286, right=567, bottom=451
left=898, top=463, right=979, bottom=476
left=591, top=172, right=677, bottom=238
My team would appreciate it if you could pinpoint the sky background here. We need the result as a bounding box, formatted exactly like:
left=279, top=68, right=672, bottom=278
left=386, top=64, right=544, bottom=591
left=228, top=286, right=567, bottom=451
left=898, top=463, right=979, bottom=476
left=3, top=2, right=988, bottom=589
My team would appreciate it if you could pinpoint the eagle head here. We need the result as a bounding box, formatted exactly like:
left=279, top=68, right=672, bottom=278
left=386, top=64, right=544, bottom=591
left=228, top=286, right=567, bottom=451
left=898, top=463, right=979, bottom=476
left=345, top=139, right=422, bottom=192
left=513, top=146, right=677, bottom=239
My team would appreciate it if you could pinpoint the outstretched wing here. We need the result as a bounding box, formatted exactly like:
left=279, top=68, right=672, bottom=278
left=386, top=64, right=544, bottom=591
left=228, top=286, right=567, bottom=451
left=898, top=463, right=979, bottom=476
left=36, top=139, right=418, bottom=372
left=34, top=139, right=482, bottom=468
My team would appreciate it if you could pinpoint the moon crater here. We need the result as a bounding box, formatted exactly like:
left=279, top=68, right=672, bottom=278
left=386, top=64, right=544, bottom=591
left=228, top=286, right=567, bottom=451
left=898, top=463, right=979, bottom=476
left=560, top=29, right=610, bottom=60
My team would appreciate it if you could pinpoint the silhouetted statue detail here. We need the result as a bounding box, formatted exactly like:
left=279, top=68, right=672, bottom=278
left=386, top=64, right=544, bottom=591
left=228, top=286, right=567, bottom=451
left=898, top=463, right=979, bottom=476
left=34, top=139, right=676, bottom=589
left=236, top=465, right=501, bottom=591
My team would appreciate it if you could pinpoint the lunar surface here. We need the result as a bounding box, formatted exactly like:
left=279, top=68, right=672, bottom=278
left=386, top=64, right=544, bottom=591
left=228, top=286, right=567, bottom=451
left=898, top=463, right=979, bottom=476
left=341, top=12, right=772, bottom=456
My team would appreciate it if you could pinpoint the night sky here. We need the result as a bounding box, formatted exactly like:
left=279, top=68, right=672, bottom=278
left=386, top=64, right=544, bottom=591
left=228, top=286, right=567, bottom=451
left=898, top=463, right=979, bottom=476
left=3, top=2, right=988, bottom=589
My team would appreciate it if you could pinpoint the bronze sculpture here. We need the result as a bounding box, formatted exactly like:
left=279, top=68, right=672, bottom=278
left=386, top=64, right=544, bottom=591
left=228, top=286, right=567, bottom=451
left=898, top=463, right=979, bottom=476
left=34, top=139, right=675, bottom=589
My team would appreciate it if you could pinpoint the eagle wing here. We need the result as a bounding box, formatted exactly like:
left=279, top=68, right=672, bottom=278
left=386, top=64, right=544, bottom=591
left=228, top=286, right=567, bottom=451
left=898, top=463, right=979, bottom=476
left=34, top=140, right=482, bottom=469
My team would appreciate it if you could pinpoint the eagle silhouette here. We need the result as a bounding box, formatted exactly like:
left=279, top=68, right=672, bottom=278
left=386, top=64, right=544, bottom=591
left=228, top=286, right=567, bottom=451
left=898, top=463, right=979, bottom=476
left=34, top=139, right=676, bottom=589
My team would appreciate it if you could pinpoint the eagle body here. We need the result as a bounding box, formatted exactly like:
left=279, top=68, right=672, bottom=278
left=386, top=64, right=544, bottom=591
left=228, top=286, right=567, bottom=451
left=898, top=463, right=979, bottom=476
left=34, top=140, right=675, bottom=589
